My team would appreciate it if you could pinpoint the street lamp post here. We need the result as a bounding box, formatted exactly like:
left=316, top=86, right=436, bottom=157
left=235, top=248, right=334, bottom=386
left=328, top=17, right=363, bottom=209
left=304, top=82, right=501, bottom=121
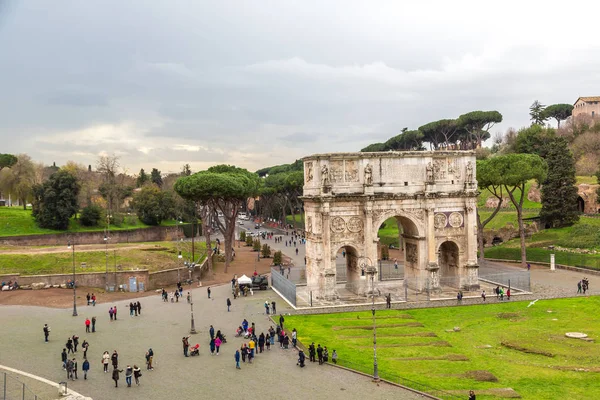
left=178, top=250, right=182, bottom=282
left=67, top=241, right=78, bottom=316
left=189, top=292, right=197, bottom=334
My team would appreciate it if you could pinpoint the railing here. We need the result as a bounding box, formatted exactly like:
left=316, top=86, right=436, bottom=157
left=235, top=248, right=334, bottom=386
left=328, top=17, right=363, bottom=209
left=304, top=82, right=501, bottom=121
left=271, top=267, right=297, bottom=306
left=330, top=358, right=463, bottom=399
left=1, top=372, right=41, bottom=400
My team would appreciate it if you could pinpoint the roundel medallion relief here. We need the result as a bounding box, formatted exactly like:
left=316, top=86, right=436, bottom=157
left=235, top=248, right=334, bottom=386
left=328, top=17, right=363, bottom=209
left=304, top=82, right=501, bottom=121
left=448, top=212, right=464, bottom=228
left=346, top=217, right=363, bottom=233
left=330, top=217, right=346, bottom=233
left=433, top=213, right=447, bottom=229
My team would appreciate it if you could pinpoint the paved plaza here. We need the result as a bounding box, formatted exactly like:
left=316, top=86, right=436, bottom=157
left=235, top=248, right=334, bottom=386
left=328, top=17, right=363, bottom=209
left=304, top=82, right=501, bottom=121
left=0, top=283, right=424, bottom=400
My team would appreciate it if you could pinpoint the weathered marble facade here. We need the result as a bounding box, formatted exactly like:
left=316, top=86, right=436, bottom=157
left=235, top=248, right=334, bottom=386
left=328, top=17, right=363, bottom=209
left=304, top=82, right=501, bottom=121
left=302, top=151, right=479, bottom=300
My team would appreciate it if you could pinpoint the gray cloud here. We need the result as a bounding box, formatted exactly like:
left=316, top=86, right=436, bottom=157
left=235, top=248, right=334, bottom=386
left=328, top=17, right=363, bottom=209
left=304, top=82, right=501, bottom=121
left=1, top=0, right=600, bottom=173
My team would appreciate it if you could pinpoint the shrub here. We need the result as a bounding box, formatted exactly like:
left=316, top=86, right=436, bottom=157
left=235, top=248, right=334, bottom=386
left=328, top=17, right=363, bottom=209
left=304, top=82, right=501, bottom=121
left=253, top=238, right=261, bottom=252
left=381, top=245, right=390, bottom=260
left=79, top=205, right=103, bottom=227
left=240, top=231, right=246, bottom=242
left=273, top=251, right=283, bottom=265
left=261, top=244, right=271, bottom=258
left=246, top=235, right=253, bottom=246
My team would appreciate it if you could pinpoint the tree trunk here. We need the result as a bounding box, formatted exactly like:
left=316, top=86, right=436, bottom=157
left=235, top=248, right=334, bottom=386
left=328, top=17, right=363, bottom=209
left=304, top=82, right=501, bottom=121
left=506, top=184, right=527, bottom=268
left=200, top=205, right=213, bottom=273
left=21, top=198, right=27, bottom=210
left=477, top=213, right=485, bottom=263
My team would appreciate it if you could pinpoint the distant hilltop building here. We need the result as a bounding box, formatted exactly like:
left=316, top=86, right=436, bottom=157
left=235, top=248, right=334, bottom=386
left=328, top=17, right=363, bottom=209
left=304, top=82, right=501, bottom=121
left=573, top=96, right=600, bottom=118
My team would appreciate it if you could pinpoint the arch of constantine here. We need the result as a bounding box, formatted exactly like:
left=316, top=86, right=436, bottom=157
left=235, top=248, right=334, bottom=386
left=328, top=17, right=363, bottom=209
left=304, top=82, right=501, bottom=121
left=302, top=151, right=479, bottom=300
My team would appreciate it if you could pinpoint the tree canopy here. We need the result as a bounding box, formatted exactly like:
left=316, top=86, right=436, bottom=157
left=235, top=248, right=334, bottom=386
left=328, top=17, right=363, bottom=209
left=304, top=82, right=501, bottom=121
left=150, top=168, right=163, bottom=187
left=0, top=154, right=18, bottom=171
left=543, top=103, right=574, bottom=128
left=131, top=185, right=174, bottom=225
left=529, top=100, right=547, bottom=126
left=457, top=110, right=503, bottom=148
left=32, top=169, right=80, bottom=230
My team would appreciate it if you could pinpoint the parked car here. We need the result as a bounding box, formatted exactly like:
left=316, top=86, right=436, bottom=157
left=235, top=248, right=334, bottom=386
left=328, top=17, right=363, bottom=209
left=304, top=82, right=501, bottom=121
left=255, top=224, right=261, bottom=229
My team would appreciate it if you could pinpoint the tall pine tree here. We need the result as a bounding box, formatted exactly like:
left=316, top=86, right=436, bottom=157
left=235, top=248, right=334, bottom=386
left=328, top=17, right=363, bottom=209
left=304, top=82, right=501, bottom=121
left=539, top=137, right=580, bottom=227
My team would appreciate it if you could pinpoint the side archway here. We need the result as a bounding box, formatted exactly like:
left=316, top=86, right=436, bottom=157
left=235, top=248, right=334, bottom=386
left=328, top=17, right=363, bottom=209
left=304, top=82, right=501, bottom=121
left=438, top=241, right=460, bottom=287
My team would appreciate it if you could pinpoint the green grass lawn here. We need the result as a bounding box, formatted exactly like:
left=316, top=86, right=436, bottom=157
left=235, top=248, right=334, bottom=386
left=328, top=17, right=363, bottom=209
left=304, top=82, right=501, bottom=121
left=0, top=241, right=207, bottom=275
left=576, top=176, right=598, bottom=185
left=285, top=214, right=305, bottom=228
left=285, top=297, right=600, bottom=399
left=477, top=180, right=541, bottom=210
left=0, top=207, right=178, bottom=237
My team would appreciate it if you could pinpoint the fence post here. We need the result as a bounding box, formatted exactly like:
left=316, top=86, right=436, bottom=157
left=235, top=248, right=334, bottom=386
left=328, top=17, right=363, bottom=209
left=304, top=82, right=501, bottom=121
left=22, top=382, right=25, bottom=400
left=310, top=291, right=313, bottom=307
left=4, top=372, right=6, bottom=400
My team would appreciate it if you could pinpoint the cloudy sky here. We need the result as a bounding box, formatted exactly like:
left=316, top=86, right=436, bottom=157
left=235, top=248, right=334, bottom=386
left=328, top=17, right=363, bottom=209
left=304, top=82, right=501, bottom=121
left=1, top=0, right=599, bottom=174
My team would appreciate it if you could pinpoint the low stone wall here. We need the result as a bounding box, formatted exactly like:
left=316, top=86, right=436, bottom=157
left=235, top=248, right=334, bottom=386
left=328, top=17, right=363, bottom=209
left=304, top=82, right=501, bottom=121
left=485, top=258, right=600, bottom=277
left=0, top=226, right=181, bottom=246
left=0, top=259, right=209, bottom=291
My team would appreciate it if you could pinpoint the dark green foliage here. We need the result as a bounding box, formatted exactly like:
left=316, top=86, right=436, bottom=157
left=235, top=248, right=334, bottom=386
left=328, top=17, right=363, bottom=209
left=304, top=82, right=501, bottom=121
left=245, top=235, right=253, bottom=246
left=253, top=238, right=261, bottom=252
left=239, top=231, right=246, bottom=242
left=136, top=168, right=149, bottom=187
left=32, top=169, right=80, bottom=230
left=529, top=100, right=547, bottom=125
left=255, top=160, right=302, bottom=177
left=0, top=154, right=18, bottom=171
left=273, top=250, right=283, bottom=265
left=361, top=142, right=387, bottom=152
left=514, top=125, right=556, bottom=157
left=384, top=130, right=424, bottom=151
left=261, top=243, right=271, bottom=258
left=539, top=137, right=580, bottom=227
left=457, top=110, right=503, bottom=148
left=131, top=185, right=174, bottom=225
left=543, top=104, right=574, bottom=128
left=79, top=204, right=103, bottom=227
left=150, top=168, right=163, bottom=187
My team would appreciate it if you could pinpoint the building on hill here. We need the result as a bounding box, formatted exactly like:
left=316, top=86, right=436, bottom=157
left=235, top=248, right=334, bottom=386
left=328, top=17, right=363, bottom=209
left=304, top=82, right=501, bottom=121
left=573, top=96, right=600, bottom=119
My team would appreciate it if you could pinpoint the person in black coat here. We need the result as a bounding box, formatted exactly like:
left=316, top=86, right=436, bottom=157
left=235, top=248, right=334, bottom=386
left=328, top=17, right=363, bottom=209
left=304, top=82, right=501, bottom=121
left=112, top=367, right=123, bottom=387
left=308, top=342, right=316, bottom=362
left=297, top=350, right=306, bottom=367
left=111, top=350, right=119, bottom=369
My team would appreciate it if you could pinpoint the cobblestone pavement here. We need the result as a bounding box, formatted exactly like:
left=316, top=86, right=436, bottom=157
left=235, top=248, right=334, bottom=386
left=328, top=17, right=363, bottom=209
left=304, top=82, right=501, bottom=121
left=0, top=284, right=424, bottom=400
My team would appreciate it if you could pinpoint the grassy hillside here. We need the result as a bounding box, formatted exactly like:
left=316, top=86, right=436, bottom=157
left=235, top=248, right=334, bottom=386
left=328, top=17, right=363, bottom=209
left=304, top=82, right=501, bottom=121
left=0, top=207, right=178, bottom=237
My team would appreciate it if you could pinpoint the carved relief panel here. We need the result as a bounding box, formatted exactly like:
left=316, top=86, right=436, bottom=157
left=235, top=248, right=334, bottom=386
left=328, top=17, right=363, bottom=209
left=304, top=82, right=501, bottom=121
left=433, top=212, right=465, bottom=230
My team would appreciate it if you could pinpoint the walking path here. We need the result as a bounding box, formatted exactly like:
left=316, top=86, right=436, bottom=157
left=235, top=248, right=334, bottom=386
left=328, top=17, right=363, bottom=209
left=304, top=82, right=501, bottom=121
left=0, top=283, right=423, bottom=400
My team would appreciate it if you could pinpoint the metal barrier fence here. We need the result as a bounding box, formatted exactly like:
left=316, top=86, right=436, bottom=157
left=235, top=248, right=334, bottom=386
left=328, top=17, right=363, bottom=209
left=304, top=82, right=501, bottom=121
left=479, top=271, right=531, bottom=292
left=1, top=372, right=41, bottom=400
left=329, top=358, right=463, bottom=400
left=271, top=267, right=297, bottom=307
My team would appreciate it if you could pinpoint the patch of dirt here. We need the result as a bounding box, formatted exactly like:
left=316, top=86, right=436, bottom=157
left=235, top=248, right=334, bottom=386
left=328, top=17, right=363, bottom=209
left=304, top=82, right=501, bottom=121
left=332, top=322, right=424, bottom=330
left=552, top=366, right=600, bottom=373
left=501, top=341, right=555, bottom=357
left=339, top=314, right=414, bottom=321
left=464, top=370, right=499, bottom=382
left=497, top=312, right=520, bottom=319
left=337, top=332, right=437, bottom=339
left=0, top=245, right=270, bottom=308
left=393, top=354, right=469, bottom=361
left=360, top=341, right=451, bottom=348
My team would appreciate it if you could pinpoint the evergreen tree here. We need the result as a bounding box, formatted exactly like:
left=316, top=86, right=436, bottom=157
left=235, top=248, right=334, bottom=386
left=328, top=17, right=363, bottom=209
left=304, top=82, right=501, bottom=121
left=136, top=168, right=149, bottom=187
left=539, top=137, right=580, bottom=227
left=150, top=168, right=163, bottom=187
left=529, top=100, right=547, bottom=126
left=32, top=169, right=80, bottom=230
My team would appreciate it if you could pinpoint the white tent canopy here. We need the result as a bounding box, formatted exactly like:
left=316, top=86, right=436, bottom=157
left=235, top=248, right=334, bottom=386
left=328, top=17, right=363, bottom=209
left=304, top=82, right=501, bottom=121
left=237, top=275, right=252, bottom=285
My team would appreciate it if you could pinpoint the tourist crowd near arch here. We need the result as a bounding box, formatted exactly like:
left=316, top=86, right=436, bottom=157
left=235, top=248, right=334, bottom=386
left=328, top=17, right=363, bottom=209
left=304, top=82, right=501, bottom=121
left=302, top=151, right=479, bottom=301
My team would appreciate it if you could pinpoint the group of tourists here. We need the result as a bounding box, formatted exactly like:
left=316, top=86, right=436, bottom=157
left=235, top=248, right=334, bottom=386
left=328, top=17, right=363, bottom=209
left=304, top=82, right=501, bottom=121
left=85, top=293, right=96, bottom=306
left=127, top=301, right=142, bottom=316
left=297, top=342, right=337, bottom=368
left=494, top=286, right=511, bottom=300
left=577, top=278, right=590, bottom=294
left=162, top=283, right=186, bottom=302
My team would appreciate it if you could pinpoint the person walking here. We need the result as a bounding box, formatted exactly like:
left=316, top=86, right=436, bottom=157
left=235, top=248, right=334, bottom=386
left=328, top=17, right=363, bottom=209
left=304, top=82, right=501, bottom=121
left=227, top=298, right=232, bottom=312
left=264, top=301, right=270, bottom=315
left=240, top=344, right=247, bottom=362
left=66, top=337, right=73, bottom=354
left=207, top=287, right=211, bottom=298
left=109, top=307, right=114, bottom=321
left=66, top=359, right=74, bottom=381
left=577, top=280, right=582, bottom=294
left=137, top=301, right=142, bottom=315
left=133, top=365, right=141, bottom=386
left=292, top=328, right=297, bottom=348
left=317, top=344, right=324, bottom=365
left=235, top=349, right=241, bottom=369
left=209, top=325, right=215, bottom=339
left=72, top=335, right=79, bottom=352
left=112, top=367, right=123, bottom=387
left=265, top=333, right=271, bottom=351
left=182, top=336, right=190, bottom=357
left=145, top=349, right=154, bottom=370
left=215, top=336, right=222, bottom=355
left=481, top=290, right=486, bottom=302
left=134, top=302, right=138, bottom=316
left=394, top=258, right=398, bottom=270
left=91, top=293, right=96, bottom=306
left=102, top=351, right=110, bottom=373
left=129, top=302, right=135, bottom=316
left=61, top=348, right=68, bottom=370
left=209, top=338, right=216, bottom=355
left=297, top=350, right=306, bottom=367
left=332, top=349, right=338, bottom=364
left=111, top=350, right=119, bottom=369
left=82, top=340, right=89, bottom=359
left=272, top=301, right=276, bottom=314
left=86, top=293, right=91, bottom=305
left=71, top=358, right=78, bottom=379
left=91, top=316, right=96, bottom=333
left=506, top=288, right=511, bottom=300
left=248, top=338, right=255, bottom=363
left=309, top=343, right=316, bottom=362
left=258, top=333, right=265, bottom=353
left=85, top=318, right=91, bottom=333
left=125, top=365, right=133, bottom=387
left=113, top=305, right=117, bottom=320
left=82, top=358, right=89, bottom=380
left=43, top=324, right=50, bottom=342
